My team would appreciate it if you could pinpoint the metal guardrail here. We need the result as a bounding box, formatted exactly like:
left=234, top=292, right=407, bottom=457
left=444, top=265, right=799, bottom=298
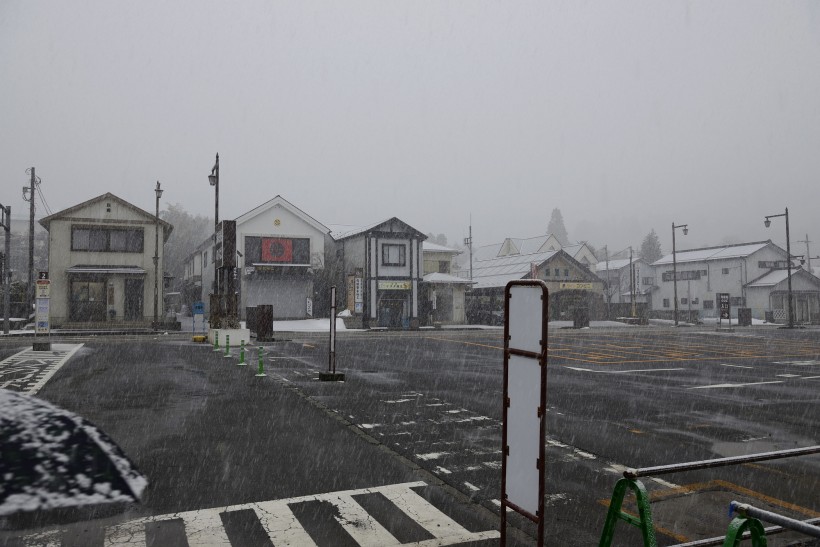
left=599, top=446, right=820, bottom=547
left=624, top=446, right=820, bottom=479
left=674, top=517, right=820, bottom=546
left=730, top=501, right=820, bottom=539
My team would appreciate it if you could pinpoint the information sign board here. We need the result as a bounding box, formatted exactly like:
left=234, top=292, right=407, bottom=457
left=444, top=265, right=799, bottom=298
left=502, top=280, right=548, bottom=546
left=719, top=293, right=731, bottom=320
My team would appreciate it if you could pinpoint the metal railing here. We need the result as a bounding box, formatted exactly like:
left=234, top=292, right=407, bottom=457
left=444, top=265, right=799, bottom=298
left=598, top=445, right=820, bottom=547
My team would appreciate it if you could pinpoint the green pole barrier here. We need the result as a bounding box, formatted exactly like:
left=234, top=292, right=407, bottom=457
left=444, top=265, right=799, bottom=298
left=255, top=346, right=266, bottom=377
left=723, top=517, right=767, bottom=547
left=213, top=329, right=220, bottom=351
left=237, top=340, right=247, bottom=366
left=224, top=334, right=231, bottom=357
left=598, top=478, right=657, bottom=547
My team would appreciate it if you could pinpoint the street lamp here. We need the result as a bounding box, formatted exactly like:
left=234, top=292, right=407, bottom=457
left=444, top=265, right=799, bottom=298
left=209, top=153, right=219, bottom=296
left=764, top=208, right=794, bottom=328
left=153, top=181, right=163, bottom=327
left=672, top=222, right=688, bottom=326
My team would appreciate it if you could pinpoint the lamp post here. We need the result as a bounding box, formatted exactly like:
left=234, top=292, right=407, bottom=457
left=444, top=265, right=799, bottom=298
left=764, top=208, right=794, bottom=328
left=153, top=181, right=163, bottom=327
left=209, top=153, right=219, bottom=297
left=672, top=222, right=688, bottom=326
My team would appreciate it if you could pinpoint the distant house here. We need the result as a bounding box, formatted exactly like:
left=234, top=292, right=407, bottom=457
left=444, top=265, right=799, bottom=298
left=39, top=193, right=172, bottom=328
left=330, top=218, right=426, bottom=329
left=649, top=240, right=809, bottom=321
left=596, top=257, right=652, bottom=306
left=745, top=267, right=820, bottom=323
left=458, top=245, right=603, bottom=322
left=420, top=242, right=473, bottom=325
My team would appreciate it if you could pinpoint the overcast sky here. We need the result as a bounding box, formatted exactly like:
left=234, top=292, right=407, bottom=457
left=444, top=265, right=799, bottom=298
left=2, top=1, right=820, bottom=257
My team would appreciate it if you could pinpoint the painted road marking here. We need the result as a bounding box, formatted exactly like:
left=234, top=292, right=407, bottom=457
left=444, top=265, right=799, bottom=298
left=93, top=482, right=498, bottom=546
left=720, top=363, right=754, bottom=369
left=564, top=366, right=684, bottom=374
left=774, top=360, right=820, bottom=366
left=0, top=344, right=84, bottom=394
left=688, top=380, right=784, bottom=390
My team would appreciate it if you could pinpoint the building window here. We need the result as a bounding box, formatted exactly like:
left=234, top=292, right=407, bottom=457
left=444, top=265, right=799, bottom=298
left=438, top=261, right=450, bottom=274
left=642, top=277, right=654, bottom=286
left=544, top=269, right=550, bottom=276
left=701, top=270, right=707, bottom=276
left=663, top=298, right=670, bottom=308
left=382, top=244, right=406, bottom=266
left=703, top=299, right=714, bottom=309
left=564, top=269, right=569, bottom=277
left=722, top=268, right=730, bottom=275
left=730, top=297, right=745, bottom=306
left=681, top=298, right=688, bottom=305
left=71, top=226, right=144, bottom=253
left=554, top=268, right=560, bottom=277
left=692, top=298, right=699, bottom=305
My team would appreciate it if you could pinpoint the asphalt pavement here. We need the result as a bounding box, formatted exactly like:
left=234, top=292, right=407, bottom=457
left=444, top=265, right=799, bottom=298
left=1, top=327, right=819, bottom=546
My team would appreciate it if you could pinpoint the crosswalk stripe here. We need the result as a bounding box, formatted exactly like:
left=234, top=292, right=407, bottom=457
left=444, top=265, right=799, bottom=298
left=253, top=500, right=319, bottom=546
left=95, top=481, right=499, bottom=546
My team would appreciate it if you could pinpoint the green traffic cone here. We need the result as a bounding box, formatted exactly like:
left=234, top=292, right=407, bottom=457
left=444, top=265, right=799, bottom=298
left=255, top=346, right=266, bottom=377
left=237, top=340, right=247, bottom=366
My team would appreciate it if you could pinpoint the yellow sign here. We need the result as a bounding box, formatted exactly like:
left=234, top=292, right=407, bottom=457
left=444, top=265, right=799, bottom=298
left=559, top=282, right=594, bottom=290
left=378, top=280, right=411, bottom=290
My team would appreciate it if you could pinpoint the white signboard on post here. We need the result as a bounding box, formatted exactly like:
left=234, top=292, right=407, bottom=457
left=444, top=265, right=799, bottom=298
left=502, top=280, right=548, bottom=547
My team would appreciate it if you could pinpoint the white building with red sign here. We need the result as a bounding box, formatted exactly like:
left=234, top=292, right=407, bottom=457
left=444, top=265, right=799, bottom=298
left=186, top=195, right=331, bottom=320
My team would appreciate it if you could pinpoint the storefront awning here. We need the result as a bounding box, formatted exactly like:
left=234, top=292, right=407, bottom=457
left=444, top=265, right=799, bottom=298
left=66, top=265, right=146, bottom=275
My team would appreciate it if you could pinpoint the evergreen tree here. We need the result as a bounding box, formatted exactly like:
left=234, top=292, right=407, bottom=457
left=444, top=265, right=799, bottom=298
left=640, top=229, right=663, bottom=263
left=547, top=208, right=570, bottom=246
left=160, top=203, right=212, bottom=288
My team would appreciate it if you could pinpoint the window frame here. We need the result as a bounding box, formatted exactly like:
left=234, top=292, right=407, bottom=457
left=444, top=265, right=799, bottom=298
left=382, top=244, right=407, bottom=267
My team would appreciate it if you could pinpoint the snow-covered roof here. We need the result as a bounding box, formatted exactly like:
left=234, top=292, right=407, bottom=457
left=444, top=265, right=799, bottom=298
left=422, top=272, right=475, bottom=284
left=472, top=235, right=589, bottom=262
left=329, top=218, right=426, bottom=241
left=596, top=258, right=643, bottom=271
left=234, top=195, right=330, bottom=234
left=423, top=242, right=461, bottom=254
left=746, top=269, right=792, bottom=287
left=464, top=249, right=560, bottom=290
left=654, top=241, right=774, bottom=266
left=328, top=220, right=387, bottom=240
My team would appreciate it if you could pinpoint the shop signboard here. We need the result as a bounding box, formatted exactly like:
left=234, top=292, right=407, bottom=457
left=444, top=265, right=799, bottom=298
left=378, top=280, right=411, bottom=290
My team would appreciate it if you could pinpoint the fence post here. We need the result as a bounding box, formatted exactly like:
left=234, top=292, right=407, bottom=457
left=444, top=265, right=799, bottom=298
left=224, top=334, right=231, bottom=357
left=213, top=330, right=220, bottom=351
left=598, top=478, right=656, bottom=547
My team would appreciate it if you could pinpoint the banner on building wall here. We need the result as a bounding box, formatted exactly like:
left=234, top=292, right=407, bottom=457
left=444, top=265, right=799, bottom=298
left=262, top=238, right=293, bottom=262
left=559, top=282, right=594, bottom=290
left=245, top=236, right=311, bottom=265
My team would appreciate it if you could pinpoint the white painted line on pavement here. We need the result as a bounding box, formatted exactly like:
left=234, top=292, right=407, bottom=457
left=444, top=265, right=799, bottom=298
left=464, top=482, right=480, bottom=492
left=776, top=374, right=801, bottom=378
left=688, top=380, right=784, bottom=390
left=416, top=452, right=449, bottom=461
left=720, top=363, right=754, bottom=369
left=564, top=366, right=684, bottom=374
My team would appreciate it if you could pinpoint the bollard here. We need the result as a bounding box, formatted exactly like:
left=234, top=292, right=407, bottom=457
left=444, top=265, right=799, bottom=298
left=224, top=334, right=232, bottom=358
left=237, top=340, right=247, bottom=366
left=213, top=330, right=220, bottom=351
left=255, top=346, right=266, bottom=377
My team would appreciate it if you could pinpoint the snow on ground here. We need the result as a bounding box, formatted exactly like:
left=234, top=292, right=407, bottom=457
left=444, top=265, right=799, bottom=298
left=272, top=318, right=350, bottom=332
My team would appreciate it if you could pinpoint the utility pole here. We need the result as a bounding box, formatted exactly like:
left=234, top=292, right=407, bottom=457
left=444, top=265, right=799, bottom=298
left=23, top=168, right=39, bottom=317
left=604, top=245, right=610, bottom=318
left=463, top=218, right=473, bottom=281
left=629, top=246, right=636, bottom=317
left=1, top=204, right=10, bottom=334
